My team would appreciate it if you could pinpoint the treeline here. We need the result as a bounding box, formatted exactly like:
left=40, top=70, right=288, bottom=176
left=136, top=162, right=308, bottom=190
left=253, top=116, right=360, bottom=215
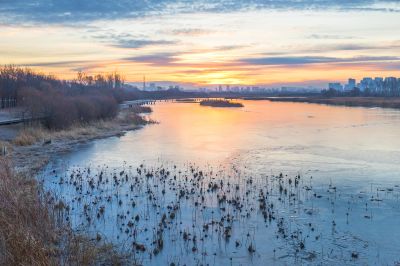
left=0, top=66, right=134, bottom=129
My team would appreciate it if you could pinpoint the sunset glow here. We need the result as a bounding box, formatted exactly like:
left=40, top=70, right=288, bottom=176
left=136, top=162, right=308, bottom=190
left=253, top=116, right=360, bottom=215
left=1, top=1, right=400, bottom=88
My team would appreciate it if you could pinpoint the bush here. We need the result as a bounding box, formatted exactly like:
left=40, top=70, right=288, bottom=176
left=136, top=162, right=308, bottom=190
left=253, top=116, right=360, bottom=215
left=19, top=84, right=118, bottom=130
left=1, top=66, right=124, bottom=130
left=13, top=127, right=47, bottom=146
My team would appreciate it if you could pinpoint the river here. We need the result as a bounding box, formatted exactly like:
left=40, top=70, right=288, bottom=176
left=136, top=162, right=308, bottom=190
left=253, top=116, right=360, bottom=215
left=39, top=100, right=400, bottom=265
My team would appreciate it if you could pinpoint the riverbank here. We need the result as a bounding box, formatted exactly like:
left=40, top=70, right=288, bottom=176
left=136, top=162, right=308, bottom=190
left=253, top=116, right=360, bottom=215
left=0, top=106, right=153, bottom=265
left=0, top=158, right=129, bottom=265
left=265, top=96, right=400, bottom=109
left=5, top=107, right=153, bottom=174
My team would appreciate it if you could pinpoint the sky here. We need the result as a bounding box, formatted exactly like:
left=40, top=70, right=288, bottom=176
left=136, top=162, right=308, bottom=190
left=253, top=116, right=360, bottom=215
left=1, top=0, right=400, bottom=88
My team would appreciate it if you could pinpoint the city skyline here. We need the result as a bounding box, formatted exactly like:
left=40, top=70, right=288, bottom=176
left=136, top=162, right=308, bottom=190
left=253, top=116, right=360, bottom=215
left=133, top=74, right=400, bottom=92
left=1, top=0, right=400, bottom=87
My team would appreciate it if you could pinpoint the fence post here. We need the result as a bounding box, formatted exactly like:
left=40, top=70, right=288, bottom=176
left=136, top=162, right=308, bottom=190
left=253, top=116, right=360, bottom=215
left=1, top=145, right=7, bottom=156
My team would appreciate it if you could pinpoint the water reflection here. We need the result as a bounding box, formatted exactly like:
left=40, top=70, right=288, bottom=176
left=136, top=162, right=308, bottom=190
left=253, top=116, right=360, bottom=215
left=41, top=100, right=400, bottom=265
left=62, top=100, right=400, bottom=182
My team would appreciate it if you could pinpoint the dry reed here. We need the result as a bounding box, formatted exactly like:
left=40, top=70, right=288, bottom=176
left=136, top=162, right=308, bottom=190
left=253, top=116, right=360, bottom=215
left=0, top=159, right=127, bottom=265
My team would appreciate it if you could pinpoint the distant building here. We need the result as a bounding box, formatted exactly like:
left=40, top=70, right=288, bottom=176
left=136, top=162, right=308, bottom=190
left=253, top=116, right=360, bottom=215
left=328, top=75, right=400, bottom=96
left=384, top=77, right=398, bottom=96
left=373, top=77, right=383, bottom=94
left=328, top=82, right=343, bottom=91
left=148, top=83, right=156, bottom=91
left=168, top=85, right=181, bottom=91
left=344, top=78, right=356, bottom=91
left=358, top=77, right=374, bottom=92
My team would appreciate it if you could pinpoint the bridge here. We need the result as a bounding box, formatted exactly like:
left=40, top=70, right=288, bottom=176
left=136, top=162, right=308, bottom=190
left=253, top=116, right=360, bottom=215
left=0, top=117, right=25, bottom=126
left=119, top=99, right=157, bottom=109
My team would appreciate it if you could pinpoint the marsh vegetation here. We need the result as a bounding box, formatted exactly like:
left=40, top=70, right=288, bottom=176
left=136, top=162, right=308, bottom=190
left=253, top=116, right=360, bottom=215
left=0, top=159, right=128, bottom=265
left=200, top=99, right=244, bottom=108
left=39, top=160, right=400, bottom=265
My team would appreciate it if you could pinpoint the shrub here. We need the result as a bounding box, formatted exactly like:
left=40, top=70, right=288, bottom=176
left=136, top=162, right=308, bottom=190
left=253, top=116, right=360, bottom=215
left=13, top=127, right=48, bottom=146
left=2, top=66, right=123, bottom=130
left=0, top=159, right=57, bottom=265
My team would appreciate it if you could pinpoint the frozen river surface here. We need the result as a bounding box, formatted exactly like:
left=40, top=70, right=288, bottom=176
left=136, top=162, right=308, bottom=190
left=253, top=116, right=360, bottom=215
left=40, top=100, right=400, bottom=265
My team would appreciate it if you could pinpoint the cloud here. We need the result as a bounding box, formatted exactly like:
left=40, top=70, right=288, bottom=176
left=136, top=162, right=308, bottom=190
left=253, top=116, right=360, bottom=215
left=239, top=55, right=400, bottom=66
left=1, top=0, right=399, bottom=25
left=307, top=34, right=357, bottom=40
left=113, top=39, right=177, bottom=49
left=170, top=28, right=213, bottom=36
left=299, top=42, right=400, bottom=53
left=123, top=53, right=179, bottom=66
left=91, top=32, right=178, bottom=49
left=253, top=41, right=400, bottom=56
left=25, top=60, right=93, bottom=67
left=215, top=45, right=249, bottom=51
left=23, top=59, right=107, bottom=73
left=330, top=43, right=400, bottom=51
left=379, top=62, right=400, bottom=71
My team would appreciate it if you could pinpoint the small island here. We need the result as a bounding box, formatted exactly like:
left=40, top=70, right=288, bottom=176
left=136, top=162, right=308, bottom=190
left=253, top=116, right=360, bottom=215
left=175, top=98, right=197, bottom=103
left=199, top=99, right=244, bottom=108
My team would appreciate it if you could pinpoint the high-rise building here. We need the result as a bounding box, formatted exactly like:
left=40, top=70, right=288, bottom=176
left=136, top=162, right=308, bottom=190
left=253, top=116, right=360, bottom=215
left=374, top=77, right=384, bottom=94
left=329, top=76, right=400, bottom=96
left=384, top=77, right=398, bottom=96
left=328, top=82, right=343, bottom=91
left=349, top=78, right=356, bottom=87
left=359, top=77, right=374, bottom=92
left=344, top=78, right=356, bottom=91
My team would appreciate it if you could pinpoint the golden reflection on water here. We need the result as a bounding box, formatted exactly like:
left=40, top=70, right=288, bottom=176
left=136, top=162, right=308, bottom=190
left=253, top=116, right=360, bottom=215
left=142, top=100, right=400, bottom=160
left=68, top=100, right=400, bottom=178
left=45, top=101, right=400, bottom=266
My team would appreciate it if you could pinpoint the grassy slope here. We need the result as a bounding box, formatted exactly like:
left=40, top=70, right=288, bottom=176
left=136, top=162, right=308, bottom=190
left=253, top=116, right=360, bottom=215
left=0, top=107, right=152, bottom=265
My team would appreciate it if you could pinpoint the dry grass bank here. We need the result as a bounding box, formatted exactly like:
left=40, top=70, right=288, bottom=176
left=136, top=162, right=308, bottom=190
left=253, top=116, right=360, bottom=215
left=12, top=108, right=151, bottom=147
left=0, top=107, right=152, bottom=265
left=0, top=158, right=127, bottom=265
left=318, top=97, right=400, bottom=108
left=9, top=107, right=154, bottom=175
left=0, top=158, right=57, bottom=265
left=267, top=97, right=400, bottom=109
left=13, top=122, right=110, bottom=146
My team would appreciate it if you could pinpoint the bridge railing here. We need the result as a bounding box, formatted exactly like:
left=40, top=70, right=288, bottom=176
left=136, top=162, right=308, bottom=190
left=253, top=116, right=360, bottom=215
left=0, top=98, right=17, bottom=109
